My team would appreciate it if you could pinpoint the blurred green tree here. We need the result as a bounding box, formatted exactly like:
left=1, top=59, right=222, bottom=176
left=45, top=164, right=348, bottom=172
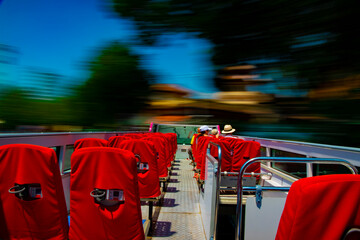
left=77, top=42, right=151, bottom=126
left=110, top=0, right=360, bottom=90
left=0, top=89, right=30, bottom=128
left=0, top=88, right=81, bottom=129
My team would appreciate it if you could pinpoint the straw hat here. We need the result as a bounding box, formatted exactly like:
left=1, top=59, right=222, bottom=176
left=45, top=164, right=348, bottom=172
left=222, top=125, right=235, bottom=134
left=211, top=129, right=218, bottom=135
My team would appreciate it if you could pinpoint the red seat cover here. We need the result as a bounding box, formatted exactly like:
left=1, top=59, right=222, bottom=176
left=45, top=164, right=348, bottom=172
left=209, top=138, right=220, bottom=159
left=0, top=144, right=68, bottom=240
left=168, top=133, right=178, bottom=157
left=220, top=140, right=233, bottom=172
left=107, top=136, right=131, bottom=147
left=210, top=139, right=232, bottom=172
left=163, top=134, right=175, bottom=167
left=107, top=136, right=116, bottom=143
left=197, top=136, right=212, bottom=180
left=153, top=133, right=172, bottom=168
left=276, top=174, right=360, bottom=240
left=191, top=134, right=200, bottom=163
left=143, top=136, right=168, bottom=178
left=70, top=147, right=144, bottom=240
left=118, top=140, right=161, bottom=198
left=222, top=137, right=242, bottom=150
left=196, top=136, right=210, bottom=168
left=232, top=140, right=260, bottom=173
left=193, top=135, right=205, bottom=167
left=123, top=133, right=143, bottom=139
left=191, top=133, right=199, bottom=151
left=74, top=138, right=108, bottom=150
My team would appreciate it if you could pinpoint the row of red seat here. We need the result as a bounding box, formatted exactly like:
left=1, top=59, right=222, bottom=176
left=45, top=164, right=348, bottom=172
left=191, top=134, right=261, bottom=180
left=191, top=135, right=360, bottom=239
left=70, top=133, right=178, bottom=239
left=0, top=132, right=177, bottom=240
left=75, top=132, right=177, bottom=178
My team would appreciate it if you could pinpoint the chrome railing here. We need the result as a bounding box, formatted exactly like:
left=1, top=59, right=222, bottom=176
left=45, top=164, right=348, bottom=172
left=0, top=131, right=140, bottom=173
left=235, top=157, right=358, bottom=240
left=240, top=136, right=360, bottom=168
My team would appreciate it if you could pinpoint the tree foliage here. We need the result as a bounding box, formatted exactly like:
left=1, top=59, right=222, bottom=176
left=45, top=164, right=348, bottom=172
left=0, top=88, right=79, bottom=129
left=77, top=42, right=151, bottom=126
left=110, top=0, right=360, bottom=89
left=0, top=43, right=151, bottom=130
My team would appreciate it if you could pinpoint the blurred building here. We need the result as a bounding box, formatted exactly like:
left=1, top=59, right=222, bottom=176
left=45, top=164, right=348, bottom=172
left=145, top=65, right=277, bottom=124
left=215, top=65, right=273, bottom=91
left=0, top=44, right=19, bottom=91
left=20, top=67, right=62, bottom=100
left=308, top=75, right=360, bottom=100
left=147, top=84, right=199, bottom=123
left=213, top=65, right=275, bottom=120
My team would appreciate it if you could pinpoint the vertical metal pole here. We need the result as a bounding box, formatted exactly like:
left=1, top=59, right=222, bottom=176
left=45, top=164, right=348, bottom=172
left=59, top=145, right=66, bottom=173
left=266, top=147, right=271, bottom=167
left=235, top=162, right=246, bottom=240
left=149, top=201, right=154, bottom=232
left=210, top=143, right=222, bottom=240
left=306, top=155, right=313, bottom=177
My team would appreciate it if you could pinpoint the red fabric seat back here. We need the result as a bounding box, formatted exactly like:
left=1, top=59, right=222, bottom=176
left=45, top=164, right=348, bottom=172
left=168, top=133, right=178, bottom=156
left=107, top=136, right=131, bottom=147
left=222, top=137, right=242, bottom=150
left=107, top=136, right=116, bottom=143
left=193, top=135, right=204, bottom=167
left=276, top=174, right=360, bottom=240
left=191, top=134, right=200, bottom=162
left=232, top=140, right=260, bottom=173
left=74, top=138, right=108, bottom=150
left=140, top=133, right=153, bottom=138
left=209, top=139, right=233, bottom=172
left=196, top=136, right=210, bottom=167
left=163, top=133, right=175, bottom=167
left=153, top=133, right=172, bottom=168
left=70, top=147, right=144, bottom=240
left=123, top=133, right=143, bottom=139
left=209, top=138, right=221, bottom=159
left=197, top=136, right=212, bottom=180
left=0, top=144, right=68, bottom=240
left=118, top=140, right=161, bottom=198
left=143, top=136, right=168, bottom=178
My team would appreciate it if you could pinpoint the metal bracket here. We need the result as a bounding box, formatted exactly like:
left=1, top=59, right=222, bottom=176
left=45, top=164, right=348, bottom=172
left=255, top=185, right=263, bottom=209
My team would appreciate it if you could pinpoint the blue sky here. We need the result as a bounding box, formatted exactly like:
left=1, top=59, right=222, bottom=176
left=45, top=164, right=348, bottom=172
left=0, top=0, right=217, bottom=93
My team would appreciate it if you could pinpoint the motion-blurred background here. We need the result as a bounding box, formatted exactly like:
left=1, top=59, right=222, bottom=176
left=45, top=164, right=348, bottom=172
left=0, top=0, right=359, bottom=147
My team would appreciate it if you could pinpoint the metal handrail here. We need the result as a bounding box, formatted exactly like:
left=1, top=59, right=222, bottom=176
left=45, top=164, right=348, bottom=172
left=221, top=172, right=272, bottom=177
left=0, top=131, right=139, bottom=138
left=208, top=141, right=222, bottom=240
left=240, top=136, right=360, bottom=153
left=235, top=157, right=358, bottom=240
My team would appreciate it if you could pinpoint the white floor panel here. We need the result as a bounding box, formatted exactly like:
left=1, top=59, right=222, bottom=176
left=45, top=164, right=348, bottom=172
left=151, top=158, right=206, bottom=240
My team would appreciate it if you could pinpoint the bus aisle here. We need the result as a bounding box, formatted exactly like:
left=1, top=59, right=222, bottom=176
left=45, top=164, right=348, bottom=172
left=144, top=157, right=206, bottom=239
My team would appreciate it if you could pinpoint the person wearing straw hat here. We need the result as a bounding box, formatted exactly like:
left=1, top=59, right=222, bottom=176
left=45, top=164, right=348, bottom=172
left=222, top=124, right=236, bottom=137
left=211, top=128, right=219, bottom=138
